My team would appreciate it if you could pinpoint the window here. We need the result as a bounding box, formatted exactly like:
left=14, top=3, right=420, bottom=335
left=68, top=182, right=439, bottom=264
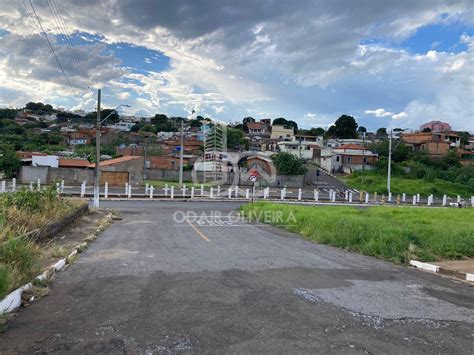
left=336, top=156, right=340, bottom=162
left=347, top=157, right=352, bottom=163
left=363, top=157, right=367, bottom=163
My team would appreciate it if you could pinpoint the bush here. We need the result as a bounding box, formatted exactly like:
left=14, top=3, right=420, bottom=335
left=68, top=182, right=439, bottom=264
left=271, top=152, right=306, bottom=175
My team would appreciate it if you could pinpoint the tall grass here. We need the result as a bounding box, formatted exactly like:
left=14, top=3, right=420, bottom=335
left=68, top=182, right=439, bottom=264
left=0, top=187, right=79, bottom=298
left=241, top=202, right=474, bottom=264
left=341, top=172, right=474, bottom=197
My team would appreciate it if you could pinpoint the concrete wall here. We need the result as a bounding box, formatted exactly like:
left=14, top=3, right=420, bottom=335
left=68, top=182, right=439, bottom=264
left=20, top=166, right=49, bottom=184
left=49, top=167, right=94, bottom=185
left=144, top=168, right=304, bottom=187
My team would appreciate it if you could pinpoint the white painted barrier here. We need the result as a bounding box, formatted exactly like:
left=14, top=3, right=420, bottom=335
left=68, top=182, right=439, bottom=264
left=12, top=178, right=16, bottom=192
left=0, top=180, right=5, bottom=193
left=201, top=185, right=204, bottom=196
left=314, top=189, right=319, bottom=202
left=413, top=195, right=417, bottom=205
left=182, top=185, right=187, bottom=197
left=164, top=184, right=169, bottom=197
left=281, top=189, right=285, bottom=200
left=443, top=195, right=447, bottom=206
left=365, top=193, right=369, bottom=204
left=210, top=187, right=214, bottom=198
left=125, top=182, right=128, bottom=195
left=127, top=184, right=132, bottom=199
left=246, top=189, right=250, bottom=199
left=298, top=188, right=302, bottom=201
left=217, top=186, right=221, bottom=197
left=149, top=186, right=154, bottom=199
left=228, top=187, right=232, bottom=199
left=402, top=193, right=406, bottom=202
left=191, top=186, right=195, bottom=199
left=349, top=192, right=353, bottom=203
left=104, top=182, right=108, bottom=198
left=170, top=186, right=174, bottom=199
left=235, top=185, right=239, bottom=198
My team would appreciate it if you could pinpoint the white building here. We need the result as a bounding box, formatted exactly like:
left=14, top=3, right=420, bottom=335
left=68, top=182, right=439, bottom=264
left=277, top=139, right=320, bottom=160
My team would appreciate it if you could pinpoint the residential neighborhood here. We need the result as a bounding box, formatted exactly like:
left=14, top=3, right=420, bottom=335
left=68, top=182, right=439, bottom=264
left=0, top=1, right=473, bottom=353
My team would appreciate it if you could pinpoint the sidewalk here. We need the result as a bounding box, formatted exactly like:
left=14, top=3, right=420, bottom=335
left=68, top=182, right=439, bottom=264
left=410, top=259, right=474, bottom=283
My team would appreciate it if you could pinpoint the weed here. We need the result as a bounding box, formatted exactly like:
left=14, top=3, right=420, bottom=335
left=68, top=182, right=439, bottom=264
left=241, top=202, right=474, bottom=264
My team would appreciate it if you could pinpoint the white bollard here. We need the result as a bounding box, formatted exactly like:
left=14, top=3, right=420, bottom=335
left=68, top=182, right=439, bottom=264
left=266, top=187, right=270, bottom=199
left=471, top=196, right=474, bottom=207
left=413, top=195, right=417, bottom=205
left=402, top=193, right=406, bottom=202
left=344, top=190, right=348, bottom=201
left=329, top=189, right=333, bottom=201
left=442, top=194, right=447, bottom=206
left=29, top=182, right=33, bottom=191
left=417, top=194, right=420, bottom=203
left=81, top=182, right=86, bottom=198
left=0, top=180, right=5, bottom=193
left=457, top=195, right=461, bottom=203
left=365, top=193, right=369, bottom=204
left=314, top=189, right=319, bottom=202
left=427, top=195, right=431, bottom=206
left=170, top=186, right=174, bottom=199
left=125, top=182, right=128, bottom=195
left=217, top=185, right=221, bottom=197
left=349, top=192, right=353, bottom=203
left=228, top=187, right=232, bottom=199
left=281, top=189, right=285, bottom=200
left=104, top=182, right=109, bottom=199
left=37, top=178, right=40, bottom=190
left=210, top=187, right=214, bottom=198
left=127, top=184, right=132, bottom=199
left=149, top=185, right=154, bottom=199
left=388, top=192, right=392, bottom=202
left=56, top=182, right=60, bottom=193
left=298, top=188, right=302, bottom=201
left=235, top=185, right=239, bottom=198
left=182, top=184, right=187, bottom=197
left=246, top=188, right=250, bottom=199
left=201, top=185, right=204, bottom=196
left=332, top=191, right=336, bottom=202
left=145, top=183, right=149, bottom=194
left=12, top=178, right=16, bottom=192
left=164, top=184, right=169, bottom=197
left=191, top=186, right=195, bottom=199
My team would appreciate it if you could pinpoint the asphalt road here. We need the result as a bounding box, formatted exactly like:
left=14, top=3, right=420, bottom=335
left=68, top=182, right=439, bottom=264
left=1, top=201, right=473, bottom=353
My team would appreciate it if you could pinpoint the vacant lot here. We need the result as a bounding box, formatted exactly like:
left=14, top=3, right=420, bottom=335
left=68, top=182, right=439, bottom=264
left=341, top=172, right=474, bottom=197
left=241, top=202, right=474, bottom=264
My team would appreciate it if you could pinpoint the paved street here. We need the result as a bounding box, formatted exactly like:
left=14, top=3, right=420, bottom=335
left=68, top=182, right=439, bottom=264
left=1, top=201, right=473, bottom=353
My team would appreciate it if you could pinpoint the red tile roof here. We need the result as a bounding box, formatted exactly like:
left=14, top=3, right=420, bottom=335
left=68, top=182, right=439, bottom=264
left=86, top=156, right=142, bottom=168
left=247, top=122, right=265, bottom=130
left=59, top=158, right=90, bottom=168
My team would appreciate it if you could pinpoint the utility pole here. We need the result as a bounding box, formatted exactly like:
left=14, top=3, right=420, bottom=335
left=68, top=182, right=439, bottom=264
left=93, top=89, right=101, bottom=208
left=178, top=119, right=184, bottom=188
left=387, top=128, right=392, bottom=194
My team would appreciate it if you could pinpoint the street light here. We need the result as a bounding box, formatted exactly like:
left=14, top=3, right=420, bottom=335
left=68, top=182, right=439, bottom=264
left=93, top=99, right=131, bottom=208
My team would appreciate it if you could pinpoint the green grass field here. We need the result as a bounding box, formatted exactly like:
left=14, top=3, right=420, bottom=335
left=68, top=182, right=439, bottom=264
left=340, top=172, right=474, bottom=197
left=241, top=202, right=474, bottom=264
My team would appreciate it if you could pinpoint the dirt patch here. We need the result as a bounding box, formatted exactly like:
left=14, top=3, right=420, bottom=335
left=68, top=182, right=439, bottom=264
left=37, top=209, right=118, bottom=271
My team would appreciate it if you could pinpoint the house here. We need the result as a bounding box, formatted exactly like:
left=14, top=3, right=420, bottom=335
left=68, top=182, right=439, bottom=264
left=420, top=120, right=452, bottom=132
left=270, top=125, right=294, bottom=141
left=247, top=121, right=270, bottom=137
left=331, top=144, right=378, bottom=173
left=401, top=131, right=461, bottom=157
left=107, top=120, right=135, bottom=131
left=318, top=145, right=378, bottom=174
left=277, top=139, right=321, bottom=160
left=87, top=156, right=144, bottom=185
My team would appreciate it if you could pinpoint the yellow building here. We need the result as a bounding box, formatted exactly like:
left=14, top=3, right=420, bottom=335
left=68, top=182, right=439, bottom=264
left=270, top=125, right=294, bottom=141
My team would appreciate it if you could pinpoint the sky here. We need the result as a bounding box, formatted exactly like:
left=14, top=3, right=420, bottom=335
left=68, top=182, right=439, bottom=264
left=0, top=0, right=473, bottom=132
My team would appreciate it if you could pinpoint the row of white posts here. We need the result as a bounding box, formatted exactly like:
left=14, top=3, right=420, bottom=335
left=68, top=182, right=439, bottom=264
left=1, top=180, right=474, bottom=207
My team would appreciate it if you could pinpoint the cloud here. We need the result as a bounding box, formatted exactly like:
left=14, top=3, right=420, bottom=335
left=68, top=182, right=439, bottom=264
left=392, top=112, right=407, bottom=119
left=365, top=108, right=393, bottom=117
left=305, top=112, right=316, bottom=119
left=0, top=0, right=473, bottom=130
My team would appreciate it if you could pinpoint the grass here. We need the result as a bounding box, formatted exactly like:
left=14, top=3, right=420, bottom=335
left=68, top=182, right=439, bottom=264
left=340, top=172, right=474, bottom=197
left=144, top=180, right=212, bottom=188
left=241, top=202, right=474, bottom=264
left=0, top=187, right=81, bottom=299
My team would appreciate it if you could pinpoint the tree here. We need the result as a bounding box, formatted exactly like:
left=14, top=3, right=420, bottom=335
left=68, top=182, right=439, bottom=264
left=376, top=127, right=388, bottom=139
left=369, top=140, right=411, bottom=163
left=271, top=152, right=306, bottom=175
left=227, top=128, right=246, bottom=150
left=242, top=117, right=255, bottom=133
left=333, top=115, right=358, bottom=138
left=272, top=117, right=298, bottom=133
left=0, top=144, right=20, bottom=178
left=358, top=126, right=367, bottom=133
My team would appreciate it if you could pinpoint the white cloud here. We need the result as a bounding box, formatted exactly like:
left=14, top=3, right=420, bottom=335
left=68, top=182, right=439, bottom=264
left=305, top=112, right=317, bottom=119
left=392, top=112, right=407, bottom=119
left=365, top=108, right=394, bottom=117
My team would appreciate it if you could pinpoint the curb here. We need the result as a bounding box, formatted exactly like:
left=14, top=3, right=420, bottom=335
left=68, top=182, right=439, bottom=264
left=0, top=213, right=113, bottom=315
left=409, top=260, right=473, bottom=283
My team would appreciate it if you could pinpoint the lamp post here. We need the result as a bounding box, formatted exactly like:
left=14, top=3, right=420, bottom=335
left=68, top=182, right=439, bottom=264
left=93, top=100, right=130, bottom=208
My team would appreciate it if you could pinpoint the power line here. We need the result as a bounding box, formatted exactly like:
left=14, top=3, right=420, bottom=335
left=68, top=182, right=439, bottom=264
left=27, top=0, right=74, bottom=89
left=47, top=0, right=90, bottom=88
